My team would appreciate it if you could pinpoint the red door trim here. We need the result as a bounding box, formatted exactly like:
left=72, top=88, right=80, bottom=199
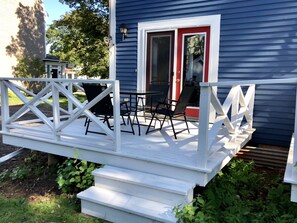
left=176, top=27, right=211, bottom=118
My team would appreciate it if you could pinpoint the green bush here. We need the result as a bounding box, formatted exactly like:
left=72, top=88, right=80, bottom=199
left=175, top=159, right=297, bottom=223
left=56, top=158, right=100, bottom=193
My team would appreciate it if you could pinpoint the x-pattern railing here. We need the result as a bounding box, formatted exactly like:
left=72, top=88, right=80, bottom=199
left=0, top=78, right=121, bottom=151
left=197, top=82, right=256, bottom=168
left=208, top=85, right=255, bottom=151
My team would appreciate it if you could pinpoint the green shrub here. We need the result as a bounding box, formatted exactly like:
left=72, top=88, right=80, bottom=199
left=175, top=159, right=297, bottom=223
left=56, top=158, right=100, bottom=193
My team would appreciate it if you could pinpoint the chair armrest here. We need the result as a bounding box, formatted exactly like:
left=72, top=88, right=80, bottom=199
left=154, top=101, right=171, bottom=111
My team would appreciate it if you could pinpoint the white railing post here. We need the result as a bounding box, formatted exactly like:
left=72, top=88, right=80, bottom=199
left=113, top=80, right=121, bottom=151
left=0, top=81, right=9, bottom=133
left=67, top=82, right=73, bottom=114
left=247, top=85, right=255, bottom=130
left=197, top=85, right=211, bottom=169
left=231, top=85, right=240, bottom=141
left=293, top=86, right=297, bottom=180
left=52, top=81, right=61, bottom=141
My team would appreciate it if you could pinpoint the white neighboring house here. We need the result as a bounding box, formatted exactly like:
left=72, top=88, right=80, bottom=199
left=43, top=54, right=67, bottom=79
left=0, top=0, right=46, bottom=78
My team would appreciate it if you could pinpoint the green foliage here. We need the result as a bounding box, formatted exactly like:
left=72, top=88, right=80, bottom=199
left=9, top=167, right=30, bottom=181
left=175, top=159, right=297, bottom=223
left=47, top=1, right=109, bottom=78
left=13, top=56, right=45, bottom=78
left=56, top=158, right=99, bottom=193
left=0, top=170, right=9, bottom=182
left=13, top=56, right=45, bottom=93
left=175, top=196, right=214, bottom=223
left=60, top=0, right=108, bottom=13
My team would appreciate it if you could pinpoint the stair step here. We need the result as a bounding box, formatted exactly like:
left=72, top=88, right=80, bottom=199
left=93, top=165, right=194, bottom=194
left=93, top=166, right=195, bottom=205
left=78, top=186, right=177, bottom=223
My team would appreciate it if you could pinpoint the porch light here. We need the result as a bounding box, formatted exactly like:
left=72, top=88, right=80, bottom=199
left=119, top=24, right=128, bottom=41
left=104, top=36, right=113, bottom=46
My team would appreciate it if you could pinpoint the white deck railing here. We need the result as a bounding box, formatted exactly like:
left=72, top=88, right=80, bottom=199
left=0, top=78, right=122, bottom=151
left=197, top=78, right=297, bottom=170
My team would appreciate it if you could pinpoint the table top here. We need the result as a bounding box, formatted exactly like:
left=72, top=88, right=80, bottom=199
left=120, top=90, right=161, bottom=96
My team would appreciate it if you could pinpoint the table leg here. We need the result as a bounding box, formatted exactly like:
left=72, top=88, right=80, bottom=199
left=132, top=95, right=141, bottom=136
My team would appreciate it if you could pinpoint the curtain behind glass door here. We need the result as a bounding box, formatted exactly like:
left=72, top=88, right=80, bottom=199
left=146, top=32, right=174, bottom=91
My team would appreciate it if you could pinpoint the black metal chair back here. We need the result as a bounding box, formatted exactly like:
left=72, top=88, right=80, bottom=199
left=83, top=83, right=113, bottom=116
left=146, top=85, right=195, bottom=139
left=146, top=83, right=169, bottom=109
left=174, top=85, right=195, bottom=115
left=82, top=83, right=135, bottom=135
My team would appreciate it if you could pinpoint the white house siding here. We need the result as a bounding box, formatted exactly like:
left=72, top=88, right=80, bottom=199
left=0, top=0, right=45, bottom=78
left=115, top=0, right=297, bottom=147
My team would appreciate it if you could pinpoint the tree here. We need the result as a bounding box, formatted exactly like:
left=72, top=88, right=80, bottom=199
left=46, top=0, right=109, bottom=78
left=60, top=0, right=108, bottom=13
left=13, top=56, right=45, bottom=93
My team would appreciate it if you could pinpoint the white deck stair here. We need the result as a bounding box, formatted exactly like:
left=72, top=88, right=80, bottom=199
left=77, top=165, right=196, bottom=223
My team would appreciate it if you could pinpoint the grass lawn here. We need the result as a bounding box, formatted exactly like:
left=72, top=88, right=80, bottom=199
left=0, top=194, right=104, bottom=223
left=1, top=89, right=86, bottom=107
left=0, top=150, right=108, bottom=223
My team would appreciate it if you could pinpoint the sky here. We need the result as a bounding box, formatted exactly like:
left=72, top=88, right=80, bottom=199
left=44, top=0, right=71, bottom=53
left=44, top=0, right=71, bottom=27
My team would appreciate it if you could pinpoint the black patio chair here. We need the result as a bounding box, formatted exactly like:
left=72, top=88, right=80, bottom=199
left=146, top=85, right=195, bottom=139
left=137, top=83, right=169, bottom=120
left=83, top=83, right=134, bottom=135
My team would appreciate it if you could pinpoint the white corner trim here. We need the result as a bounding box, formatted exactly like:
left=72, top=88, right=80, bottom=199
left=137, top=14, right=221, bottom=90
left=109, top=0, right=116, bottom=79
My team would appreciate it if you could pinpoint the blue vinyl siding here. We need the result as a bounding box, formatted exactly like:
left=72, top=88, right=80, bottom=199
left=116, top=0, right=297, bottom=147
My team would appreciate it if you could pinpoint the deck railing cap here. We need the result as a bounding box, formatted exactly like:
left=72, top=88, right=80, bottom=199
left=0, top=77, right=117, bottom=84
left=200, top=78, right=297, bottom=87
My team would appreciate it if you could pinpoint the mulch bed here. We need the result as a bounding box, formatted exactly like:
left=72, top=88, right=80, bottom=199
left=0, top=105, right=59, bottom=198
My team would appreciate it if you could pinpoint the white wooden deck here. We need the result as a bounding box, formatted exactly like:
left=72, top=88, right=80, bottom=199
left=0, top=78, right=257, bottom=186
left=2, top=115, right=253, bottom=186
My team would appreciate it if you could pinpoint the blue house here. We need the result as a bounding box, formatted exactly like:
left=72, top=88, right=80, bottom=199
left=110, top=0, right=297, bottom=147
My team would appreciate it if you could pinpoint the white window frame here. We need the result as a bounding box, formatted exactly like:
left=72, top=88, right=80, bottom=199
left=137, top=14, right=221, bottom=99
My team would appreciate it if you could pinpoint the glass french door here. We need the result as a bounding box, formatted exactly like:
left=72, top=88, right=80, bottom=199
left=146, top=31, right=174, bottom=94
left=176, top=27, right=210, bottom=117
left=145, top=28, right=210, bottom=118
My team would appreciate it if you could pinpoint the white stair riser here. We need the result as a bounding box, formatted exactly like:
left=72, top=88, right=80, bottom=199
left=291, top=185, right=297, bottom=202
left=81, top=200, right=168, bottom=223
left=95, top=177, right=191, bottom=206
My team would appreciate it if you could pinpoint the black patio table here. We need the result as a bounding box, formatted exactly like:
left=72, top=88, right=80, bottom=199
left=120, top=90, right=161, bottom=136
